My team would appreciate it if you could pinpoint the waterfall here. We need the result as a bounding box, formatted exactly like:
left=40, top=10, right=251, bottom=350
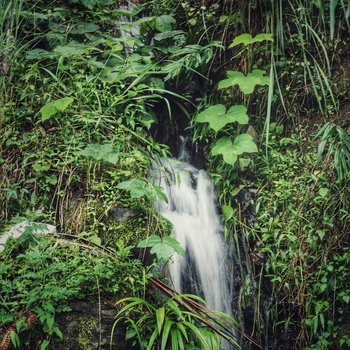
left=151, top=142, right=234, bottom=348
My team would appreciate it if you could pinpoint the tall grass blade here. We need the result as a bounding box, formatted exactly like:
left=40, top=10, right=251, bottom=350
left=330, top=0, right=339, bottom=40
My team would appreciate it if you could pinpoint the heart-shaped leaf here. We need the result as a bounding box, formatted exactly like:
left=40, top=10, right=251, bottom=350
left=218, top=69, right=269, bottom=94
left=211, top=137, right=238, bottom=165
left=229, top=33, right=273, bottom=48
left=232, top=133, right=258, bottom=153
left=196, top=104, right=248, bottom=132
left=226, top=105, right=249, bottom=124
left=211, top=134, right=258, bottom=165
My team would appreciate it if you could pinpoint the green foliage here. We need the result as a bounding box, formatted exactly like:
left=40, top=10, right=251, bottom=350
left=251, top=125, right=350, bottom=348
left=113, top=295, right=221, bottom=350
left=314, top=122, right=350, bottom=181
left=137, top=235, right=184, bottom=263
left=211, top=135, right=257, bottom=166
left=229, top=33, right=273, bottom=47
left=218, top=69, right=270, bottom=94
left=40, top=97, right=74, bottom=122
left=80, top=143, right=119, bottom=165
left=0, top=227, right=145, bottom=345
left=195, top=104, right=248, bottom=132
left=117, top=179, right=168, bottom=203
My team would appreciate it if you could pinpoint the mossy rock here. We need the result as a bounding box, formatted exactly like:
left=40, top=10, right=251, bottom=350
left=50, top=299, right=134, bottom=350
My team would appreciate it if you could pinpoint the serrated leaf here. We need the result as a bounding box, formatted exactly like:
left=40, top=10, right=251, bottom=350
left=137, top=235, right=184, bottom=263
left=80, top=143, right=118, bottom=164
left=196, top=104, right=248, bottom=132
left=117, top=179, right=167, bottom=202
left=218, top=69, right=269, bottom=94
left=229, top=33, right=273, bottom=47
left=117, top=179, right=153, bottom=199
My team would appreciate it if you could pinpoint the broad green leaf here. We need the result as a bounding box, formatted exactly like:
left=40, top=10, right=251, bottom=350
left=26, top=49, right=50, bottom=60
left=80, top=143, right=118, bottom=164
left=232, top=134, right=258, bottom=153
left=218, top=69, right=269, bottom=94
left=211, top=134, right=258, bottom=165
left=88, top=236, right=102, bottom=246
left=154, top=30, right=185, bottom=41
left=137, top=235, right=184, bottom=263
left=53, top=43, right=86, bottom=57
left=53, top=326, right=63, bottom=339
left=40, top=97, right=73, bottom=121
left=229, top=33, right=273, bottom=47
left=117, top=179, right=153, bottom=199
left=46, top=315, right=54, bottom=332
left=54, top=97, right=74, bottom=112
left=196, top=104, right=248, bottom=132
left=117, top=179, right=167, bottom=202
left=137, top=235, right=161, bottom=248
left=211, top=137, right=238, bottom=165
left=155, top=15, right=176, bottom=32
left=40, top=102, right=57, bottom=121
left=72, top=22, right=100, bottom=34
left=226, top=105, right=249, bottom=124
left=162, top=236, right=184, bottom=256
left=196, top=105, right=226, bottom=132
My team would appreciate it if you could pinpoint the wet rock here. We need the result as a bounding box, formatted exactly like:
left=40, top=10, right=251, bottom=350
left=50, top=299, right=136, bottom=350
left=110, top=207, right=139, bottom=222
left=0, top=221, right=56, bottom=252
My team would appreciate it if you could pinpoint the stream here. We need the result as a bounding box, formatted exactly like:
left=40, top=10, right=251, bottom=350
left=151, top=140, right=234, bottom=349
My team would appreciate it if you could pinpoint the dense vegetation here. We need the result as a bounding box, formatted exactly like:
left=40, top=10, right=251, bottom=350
left=0, top=0, right=349, bottom=349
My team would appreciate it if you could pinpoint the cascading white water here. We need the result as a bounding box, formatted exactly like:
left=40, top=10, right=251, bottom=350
left=151, top=142, right=233, bottom=326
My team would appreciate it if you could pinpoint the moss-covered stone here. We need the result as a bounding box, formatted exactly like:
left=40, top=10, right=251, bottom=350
left=50, top=299, right=133, bottom=350
left=50, top=313, right=97, bottom=350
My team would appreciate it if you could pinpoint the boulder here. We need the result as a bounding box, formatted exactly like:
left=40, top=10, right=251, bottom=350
left=0, top=221, right=56, bottom=253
